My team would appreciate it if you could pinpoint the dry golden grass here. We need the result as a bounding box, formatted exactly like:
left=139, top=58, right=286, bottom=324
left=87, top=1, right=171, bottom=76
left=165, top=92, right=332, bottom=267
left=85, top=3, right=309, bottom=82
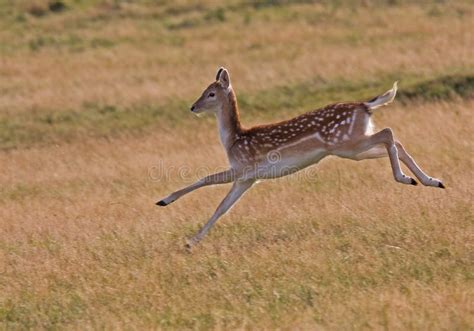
left=0, top=1, right=473, bottom=329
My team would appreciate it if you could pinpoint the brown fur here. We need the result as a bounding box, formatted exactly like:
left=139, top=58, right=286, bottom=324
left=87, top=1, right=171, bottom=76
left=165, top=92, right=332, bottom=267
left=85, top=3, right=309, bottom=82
left=225, top=90, right=369, bottom=160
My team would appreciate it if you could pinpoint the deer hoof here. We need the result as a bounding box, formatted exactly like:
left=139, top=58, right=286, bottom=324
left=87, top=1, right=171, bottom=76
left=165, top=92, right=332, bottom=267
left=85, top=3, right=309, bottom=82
left=185, top=240, right=195, bottom=252
left=185, top=237, right=200, bottom=250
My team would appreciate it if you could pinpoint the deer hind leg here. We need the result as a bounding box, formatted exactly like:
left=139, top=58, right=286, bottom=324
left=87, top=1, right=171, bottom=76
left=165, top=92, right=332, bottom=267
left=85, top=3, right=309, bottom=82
left=345, top=128, right=417, bottom=185
left=186, top=179, right=255, bottom=248
left=156, top=169, right=235, bottom=206
left=395, top=141, right=445, bottom=188
left=351, top=145, right=387, bottom=160
left=350, top=141, right=445, bottom=189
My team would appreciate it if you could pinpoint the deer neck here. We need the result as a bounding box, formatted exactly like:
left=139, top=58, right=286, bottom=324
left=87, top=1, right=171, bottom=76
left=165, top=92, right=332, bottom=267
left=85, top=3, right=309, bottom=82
left=216, top=90, right=242, bottom=150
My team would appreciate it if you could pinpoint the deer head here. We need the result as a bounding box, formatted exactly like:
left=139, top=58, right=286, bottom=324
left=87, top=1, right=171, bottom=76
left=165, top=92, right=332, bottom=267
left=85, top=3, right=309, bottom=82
left=190, top=67, right=232, bottom=115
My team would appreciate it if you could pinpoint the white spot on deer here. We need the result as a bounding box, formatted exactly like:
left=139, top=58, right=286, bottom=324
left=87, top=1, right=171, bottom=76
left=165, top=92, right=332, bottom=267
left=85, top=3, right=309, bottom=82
left=348, top=112, right=357, bottom=134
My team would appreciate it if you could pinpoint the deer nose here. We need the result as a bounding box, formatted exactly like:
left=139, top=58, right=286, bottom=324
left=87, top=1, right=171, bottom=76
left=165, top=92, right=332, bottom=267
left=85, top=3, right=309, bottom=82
left=190, top=105, right=195, bottom=112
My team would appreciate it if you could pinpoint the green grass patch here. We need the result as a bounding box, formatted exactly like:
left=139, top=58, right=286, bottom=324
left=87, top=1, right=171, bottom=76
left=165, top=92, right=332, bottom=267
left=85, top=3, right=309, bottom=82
left=397, top=74, right=474, bottom=102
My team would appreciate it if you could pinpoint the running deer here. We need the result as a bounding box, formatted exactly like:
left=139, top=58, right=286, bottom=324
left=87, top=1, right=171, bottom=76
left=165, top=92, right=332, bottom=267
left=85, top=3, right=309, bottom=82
left=157, top=67, right=444, bottom=248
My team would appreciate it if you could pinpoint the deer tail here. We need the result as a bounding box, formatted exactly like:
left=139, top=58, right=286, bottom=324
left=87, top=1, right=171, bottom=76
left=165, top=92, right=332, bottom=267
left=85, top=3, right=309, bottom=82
left=364, top=81, right=398, bottom=110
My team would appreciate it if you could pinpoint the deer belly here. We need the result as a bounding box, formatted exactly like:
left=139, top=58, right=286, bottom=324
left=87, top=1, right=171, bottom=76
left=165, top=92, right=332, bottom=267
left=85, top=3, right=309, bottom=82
left=250, top=148, right=327, bottom=179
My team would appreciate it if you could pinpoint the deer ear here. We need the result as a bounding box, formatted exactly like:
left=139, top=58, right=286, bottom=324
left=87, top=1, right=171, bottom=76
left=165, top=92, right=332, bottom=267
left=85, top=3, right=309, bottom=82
left=216, top=67, right=230, bottom=88
left=216, top=67, right=224, bottom=80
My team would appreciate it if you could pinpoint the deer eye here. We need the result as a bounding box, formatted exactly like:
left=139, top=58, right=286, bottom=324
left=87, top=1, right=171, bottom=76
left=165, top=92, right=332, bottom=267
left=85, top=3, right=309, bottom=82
left=208, top=92, right=215, bottom=97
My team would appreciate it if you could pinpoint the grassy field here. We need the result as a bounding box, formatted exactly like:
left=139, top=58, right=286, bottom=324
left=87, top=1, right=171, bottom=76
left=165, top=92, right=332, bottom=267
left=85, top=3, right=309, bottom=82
left=0, top=0, right=473, bottom=329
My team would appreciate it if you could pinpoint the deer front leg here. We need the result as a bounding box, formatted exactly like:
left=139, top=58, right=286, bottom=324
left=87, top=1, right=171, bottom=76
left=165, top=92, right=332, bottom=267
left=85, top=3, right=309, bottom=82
left=156, top=169, right=235, bottom=206
left=186, top=179, right=255, bottom=248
